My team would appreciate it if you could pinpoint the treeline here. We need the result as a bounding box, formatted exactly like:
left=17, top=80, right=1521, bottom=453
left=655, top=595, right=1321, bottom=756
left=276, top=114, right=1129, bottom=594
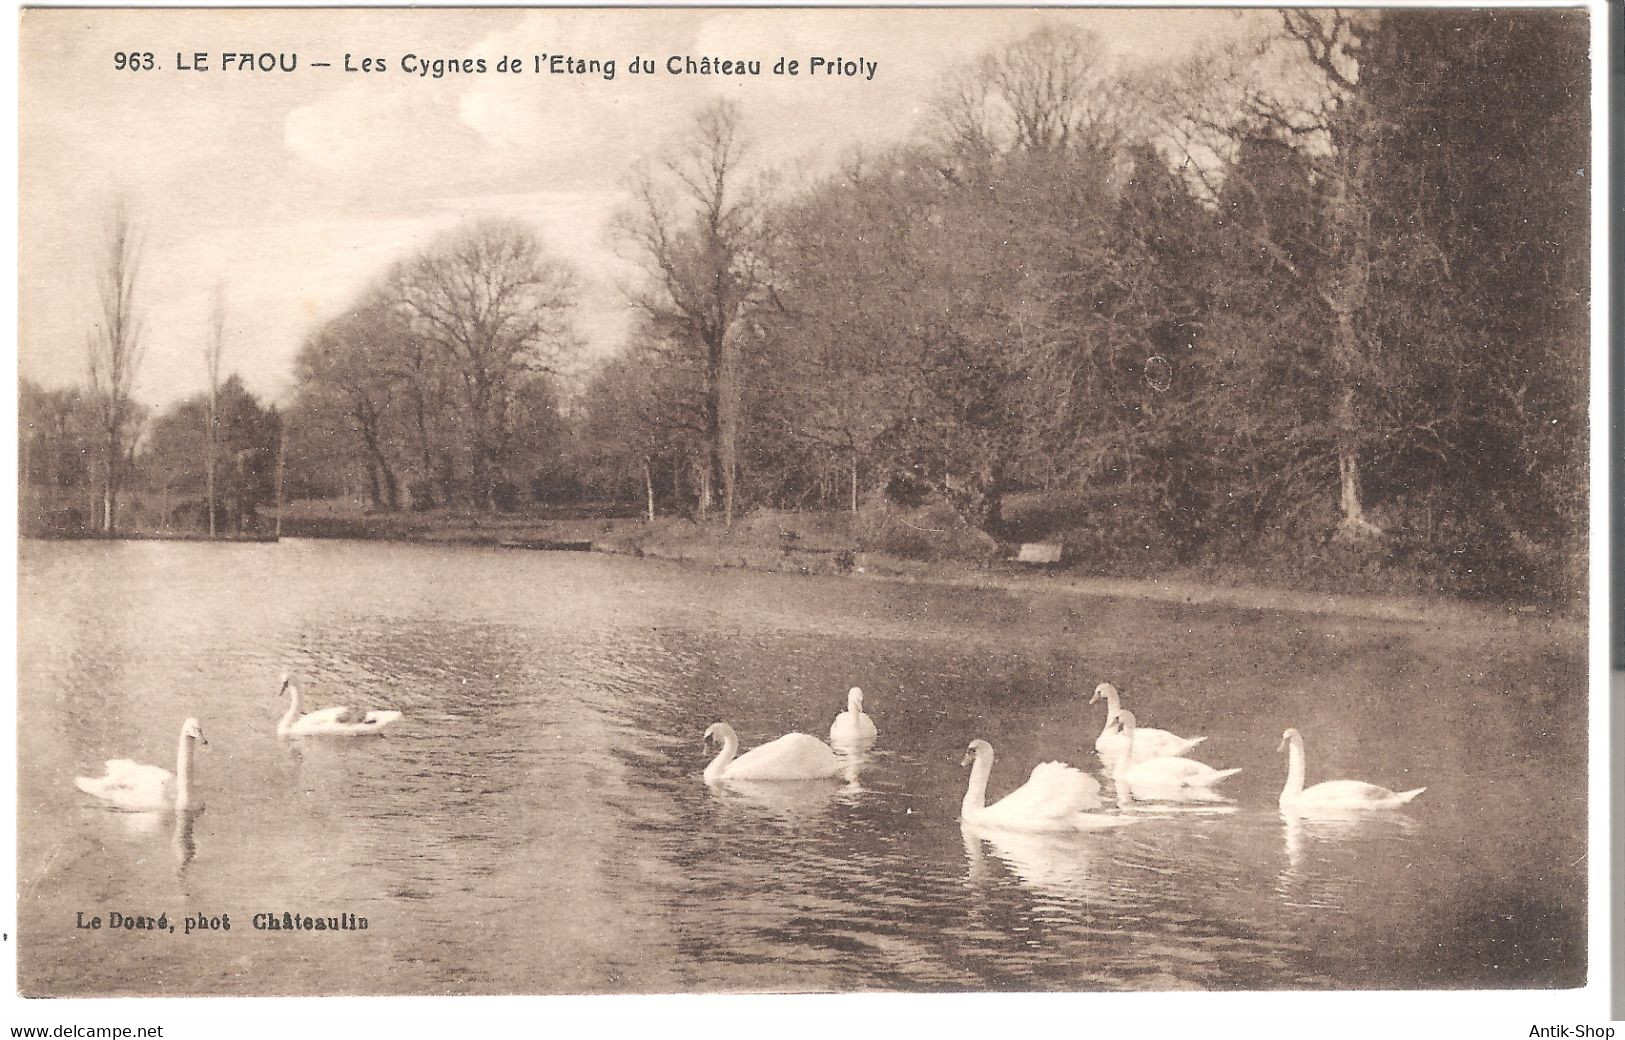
left=22, top=199, right=288, bottom=538
left=21, top=374, right=283, bottom=536
left=287, top=221, right=577, bottom=513
left=29, top=11, right=1584, bottom=602
left=567, top=11, right=1587, bottom=598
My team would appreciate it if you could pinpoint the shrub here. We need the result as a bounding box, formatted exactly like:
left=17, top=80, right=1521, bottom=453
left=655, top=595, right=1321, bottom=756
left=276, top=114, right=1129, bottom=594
left=490, top=480, right=520, bottom=511
left=407, top=480, right=437, bottom=511
left=854, top=497, right=999, bottom=563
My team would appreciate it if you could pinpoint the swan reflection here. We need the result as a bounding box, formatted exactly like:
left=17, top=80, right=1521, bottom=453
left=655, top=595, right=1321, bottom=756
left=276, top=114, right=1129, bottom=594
left=707, top=777, right=847, bottom=822
left=829, top=743, right=876, bottom=786
left=172, top=809, right=200, bottom=874
left=110, top=808, right=168, bottom=837
left=1275, top=808, right=1423, bottom=913
left=961, top=822, right=1112, bottom=908
left=1281, top=808, right=1421, bottom=871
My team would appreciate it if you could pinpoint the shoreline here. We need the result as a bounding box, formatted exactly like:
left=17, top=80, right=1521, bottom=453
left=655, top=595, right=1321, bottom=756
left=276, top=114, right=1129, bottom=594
left=27, top=530, right=279, bottom=543
left=29, top=510, right=1582, bottom=636
left=288, top=511, right=1584, bottom=636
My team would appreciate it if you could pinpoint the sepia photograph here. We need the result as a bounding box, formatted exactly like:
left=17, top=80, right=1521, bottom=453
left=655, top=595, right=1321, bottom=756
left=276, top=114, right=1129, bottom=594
left=12, top=1, right=1603, bottom=1021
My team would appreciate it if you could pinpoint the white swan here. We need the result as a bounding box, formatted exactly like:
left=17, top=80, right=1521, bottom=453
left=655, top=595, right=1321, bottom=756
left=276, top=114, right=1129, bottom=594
left=1115, top=710, right=1241, bottom=793
left=278, top=674, right=403, bottom=737
left=829, top=686, right=878, bottom=744
left=1091, top=682, right=1205, bottom=764
left=1110, top=721, right=1237, bottom=814
left=703, top=723, right=845, bottom=783
left=960, top=740, right=1133, bottom=832
left=75, top=718, right=208, bottom=812
left=1278, top=728, right=1425, bottom=812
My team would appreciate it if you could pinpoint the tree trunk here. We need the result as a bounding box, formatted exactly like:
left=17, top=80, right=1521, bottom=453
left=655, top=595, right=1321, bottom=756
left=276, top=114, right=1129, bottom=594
left=413, top=390, right=435, bottom=503
left=1327, top=191, right=1382, bottom=543
left=275, top=420, right=286, bottom=539
left=206, top=386, right=217, bottom=538
left=982, top=485, right=1005, bottom=534
left=439, top=452, right=456, bottom=511
left=1333, top=385, right=1381, bottom=542
left=102, top=428, right=119, bottom=534
left=703, top=345, right=724, bottom=523
left=364, top=460, right=383, bottom=510
left=231, top=452, right=245, bottom=532
left=717, top=337, right=738, bottom=528
left=471, top=437, right=501, bottom=512
left=1323, top=64, right=1384, bottom=546
left=644, top=458, right=656, bottom=522
left=360, top=431, right=397, bottom=511
left=470, top=447, right=489, bottom=511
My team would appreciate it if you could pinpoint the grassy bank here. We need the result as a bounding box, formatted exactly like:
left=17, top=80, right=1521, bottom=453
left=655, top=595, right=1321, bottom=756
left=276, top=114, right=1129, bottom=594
left=276, top=498, right=1580, bottom=629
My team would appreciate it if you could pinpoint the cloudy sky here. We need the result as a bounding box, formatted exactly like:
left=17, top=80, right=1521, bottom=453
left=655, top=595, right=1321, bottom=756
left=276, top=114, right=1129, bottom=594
left=20, top=7, right=1259, bottom=408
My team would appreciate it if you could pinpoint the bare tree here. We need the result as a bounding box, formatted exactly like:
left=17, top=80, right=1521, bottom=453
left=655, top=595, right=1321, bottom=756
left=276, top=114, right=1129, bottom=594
left=389, top=325, right=459, bottom=508
left=393, top=220, right=578, bottom=511
left=1140, top=11, right=1388, bottom=542
left=618, top=99, right=770, bottom=526
left=203, top=283, right=227, bottom=537
left=933, top=25, right=1127, bottom=161
left=84, top=203, right=147, bottom=534
left=1279, top=10, right=1385, bottom=542
left=274, top=407, right=287, bottom=538
left=295, top=296, right=405, bottom=512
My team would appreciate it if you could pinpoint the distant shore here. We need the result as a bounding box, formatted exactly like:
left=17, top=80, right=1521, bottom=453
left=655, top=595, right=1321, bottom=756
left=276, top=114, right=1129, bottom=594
left=29, top=502, right=1578, bottom=633
left=29, top=529, right=280, bottom=543
left=260, top=504, right=1579, bottom=633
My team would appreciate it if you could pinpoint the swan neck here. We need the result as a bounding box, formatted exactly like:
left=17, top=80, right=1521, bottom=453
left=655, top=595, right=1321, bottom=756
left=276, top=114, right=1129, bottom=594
left=704, top=733, right=738, bottom=783
left=1114, top=723, right=1135, bottom=776
left=174, top=733, right=195, bottom=811
left=1098, top=688, right=1121, bottom=737
left=962, top=752, right=992, bottom=818
left=1283, top=738, right=1306, bottom=801
left=279, top=685, right=301, bottom=735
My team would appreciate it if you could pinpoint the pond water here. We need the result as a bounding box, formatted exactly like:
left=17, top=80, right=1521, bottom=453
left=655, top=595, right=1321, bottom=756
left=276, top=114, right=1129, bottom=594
left=17, top=538, right=1587, bottom=995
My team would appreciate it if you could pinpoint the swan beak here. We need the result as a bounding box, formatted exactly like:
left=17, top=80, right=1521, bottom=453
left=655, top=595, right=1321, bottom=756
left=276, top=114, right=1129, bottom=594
left=1276, top=738, right=1287, bottom=753
left=198, top=734, right=209, bottom=747
left=960, top=751, right=974, bottom=767
left=1088, top=691, right=1100, bottom=704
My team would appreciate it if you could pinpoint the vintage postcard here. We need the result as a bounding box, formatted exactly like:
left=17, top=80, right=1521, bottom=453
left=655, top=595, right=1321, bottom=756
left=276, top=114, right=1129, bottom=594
left=12, top=2, right=1608, bottom=1031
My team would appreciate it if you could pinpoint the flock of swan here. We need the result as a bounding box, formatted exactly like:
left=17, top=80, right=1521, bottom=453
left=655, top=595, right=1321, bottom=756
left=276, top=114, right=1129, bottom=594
left=74, top=675, right=1424, bottom=832
left=704, top=682, right=1426, bottom=831
left=73, top=675, right=400, bottom=812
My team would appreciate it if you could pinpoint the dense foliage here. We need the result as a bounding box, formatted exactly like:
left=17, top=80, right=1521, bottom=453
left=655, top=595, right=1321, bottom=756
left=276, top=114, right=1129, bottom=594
left=573, top=10, right=1589, bottom=599
left=21, top=12, right=1587, bottom=600
left=288, top=220, right=579, bottom=512
left=20, top=375, right=281, bottom=535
